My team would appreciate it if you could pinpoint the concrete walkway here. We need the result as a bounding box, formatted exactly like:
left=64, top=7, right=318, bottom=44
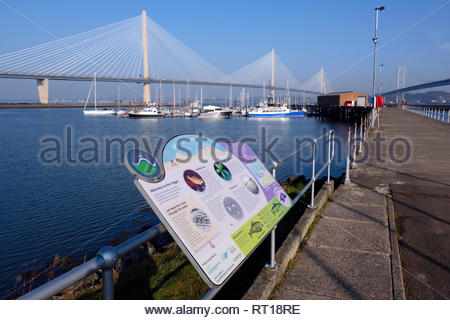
left=271, top=108, right=450, bottom=299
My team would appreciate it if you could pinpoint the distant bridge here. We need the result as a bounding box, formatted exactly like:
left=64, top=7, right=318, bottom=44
left=381, top=78, right=450, bottom=96
left=0, top=72, right=320, bottom=94
left=0, top=11, right=330, bottom=104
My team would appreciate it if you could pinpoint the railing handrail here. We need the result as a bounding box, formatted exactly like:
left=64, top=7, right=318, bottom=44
left=405, top=106, right=450, bottom=123
left=18, top=130, right=338, bottom=301
left=267, top=131, right=331, bottom=171
left=18, top=224, right=166, bottom=300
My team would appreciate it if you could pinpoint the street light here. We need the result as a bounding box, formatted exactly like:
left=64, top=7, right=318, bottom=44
left=371, top=6, right=385, bottom=127
left=378, top=64, right=384, bottom=95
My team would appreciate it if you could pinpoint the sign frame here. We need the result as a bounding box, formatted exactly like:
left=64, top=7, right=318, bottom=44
left=128, top=133, right=293, bottom=288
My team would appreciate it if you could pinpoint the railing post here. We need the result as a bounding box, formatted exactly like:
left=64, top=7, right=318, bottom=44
left=102, top=269, right=114, bottom=300
left=309, top=139, right=317, bottom=208
left=266, top=163, right=279, bottom=270
left=448, top=109, right=450, bottom=123
left=97, top=246, right=118, bottom=300
left=351, top=123, right=357, bottom=168
left=326, top=131, right=332, bottom=185
left=345, top=127, right=351, bottom=185
left=358, top=116, right=363, bottom=154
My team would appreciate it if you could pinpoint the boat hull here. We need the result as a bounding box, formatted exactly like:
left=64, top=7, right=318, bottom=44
left=198, top=111, right=232, bottom=118
left=83, top=109, right=115, bottom=115
left=128, top=113, right=163, bottom=118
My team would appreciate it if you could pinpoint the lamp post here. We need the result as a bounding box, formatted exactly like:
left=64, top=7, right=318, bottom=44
left=371, top=6, right=385, bottom=127
left=378, top=64, right=384, bottom=95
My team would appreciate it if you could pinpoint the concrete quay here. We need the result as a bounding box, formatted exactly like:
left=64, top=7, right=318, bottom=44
left=250, top=107, right=449, bottom=300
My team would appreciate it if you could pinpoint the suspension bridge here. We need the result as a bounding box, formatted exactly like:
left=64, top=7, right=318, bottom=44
left=0, top=10, right=448, bottom=105
left=0, top=11, right=332, bottom=104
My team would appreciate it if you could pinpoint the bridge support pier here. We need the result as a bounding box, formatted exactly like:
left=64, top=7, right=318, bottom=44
left=37, top=78, right=49, bottom=104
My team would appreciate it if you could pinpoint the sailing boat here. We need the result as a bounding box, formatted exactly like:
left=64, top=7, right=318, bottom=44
left=83, top=73, right=115, bottom=115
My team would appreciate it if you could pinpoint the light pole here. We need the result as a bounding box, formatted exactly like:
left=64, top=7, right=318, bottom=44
left=371, top=6, right=385, bottom=127
left=378, top=64, right=384, bottom=95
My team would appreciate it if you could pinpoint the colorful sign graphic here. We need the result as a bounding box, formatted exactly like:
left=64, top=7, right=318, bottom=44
left=127, top=134, right=292, bottom=287
left=126, top=149, right=163, bottom=182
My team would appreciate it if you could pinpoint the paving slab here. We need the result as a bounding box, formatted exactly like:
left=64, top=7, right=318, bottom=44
left=272, top=246, right=392, bottom=300
left=332, top=188, right=385, bottom=207
left=322, top=201, right=388, bottom=226
left=306, top=217, right=390, bottom=254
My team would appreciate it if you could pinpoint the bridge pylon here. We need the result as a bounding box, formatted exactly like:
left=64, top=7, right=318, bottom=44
left=142, top=10, right=151, bottom=104
left=37, top=78, right=49, bottom=104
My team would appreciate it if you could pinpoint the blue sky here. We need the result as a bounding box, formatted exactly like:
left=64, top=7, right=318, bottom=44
left=0, top=0, right=449, bottom=101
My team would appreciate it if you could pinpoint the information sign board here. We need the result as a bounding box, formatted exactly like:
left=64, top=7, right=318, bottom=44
left=126, top=134, right=292, bottom=287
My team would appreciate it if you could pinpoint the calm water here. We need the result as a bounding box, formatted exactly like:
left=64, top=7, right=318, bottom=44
left=0, top=108, right=350, bottom=297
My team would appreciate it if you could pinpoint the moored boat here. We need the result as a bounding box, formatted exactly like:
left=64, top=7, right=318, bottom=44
left=198, top=105, right=232, bottom=118
left=128, top=106, right=163, bottom=118
left=248, top=103, right=304, bottom=117
left=83, top=73, right=115, bottom=115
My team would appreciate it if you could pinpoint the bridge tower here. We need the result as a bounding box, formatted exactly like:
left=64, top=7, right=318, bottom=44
left=396, top=66, right=406, bottom=104
left=37, top=78, right=49, bottom=104
left=320, top=67, right=325, bottom=94
left=142, top=10, right=151, bottom=105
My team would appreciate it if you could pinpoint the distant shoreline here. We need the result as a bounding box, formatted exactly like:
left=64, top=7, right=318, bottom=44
left=0, top=103, right=178, bottom=109
left=0, top=103, right=86, bottom=109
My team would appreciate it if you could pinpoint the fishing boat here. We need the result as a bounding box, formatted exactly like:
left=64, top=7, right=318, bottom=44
left=83, top=73, right=115, bottom=115
left=248, top=97, right=304, bottom=118
left=248, top=49, right=304, bottom=118
left=128, top=106, right=163, bottom=118
left=248, top=105, right=304, bottom=117
left=198, top=105, right=232, bottom=118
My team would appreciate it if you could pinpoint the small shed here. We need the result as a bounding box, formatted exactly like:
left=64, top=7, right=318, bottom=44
left=318, top=91, right=368, bottom=107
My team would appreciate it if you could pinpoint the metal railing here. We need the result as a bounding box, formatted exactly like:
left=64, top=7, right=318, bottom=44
left=345, top=112, right=371, bottom=185
left=405, top=105, right=450, bottom=123
left=18, top=131, right=336, bottom=300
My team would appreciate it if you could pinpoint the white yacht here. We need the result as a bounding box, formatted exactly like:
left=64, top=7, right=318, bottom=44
left=198, top=105, right=232, bottom=118
left=128, top=106, right=163, bottom=118
left=83, top=73, right=115, bottom=115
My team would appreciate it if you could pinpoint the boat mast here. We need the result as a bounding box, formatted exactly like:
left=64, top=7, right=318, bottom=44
left=271, top=48, right=275, bottom=103
left=263, top=81, right=266, bottom=104
left=172, top=80, right=175, bottom=111
left=84, top=74, right=95, bottom=110
left=186, top=79, right=189, bottom=107
left=159, top=80, right=162, bottom=109
left=200, top=85, right=203, bottom=108
left=286, top=79, right=290, bottom=106
left=229, top=84, right=232, bottom=109
left=94, top=72, right=97, bottom=110
left=117, top=86, right=121, bottom=107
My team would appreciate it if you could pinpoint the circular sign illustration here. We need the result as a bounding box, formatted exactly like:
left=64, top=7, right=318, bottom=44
left=223, top=197, right=243, bottom=220
left=183, top=170, right=206, bottom=192
left=125, top=149, right=162, bottom=182
left=191, top=209, right=211, bottom=231
left=242, top=176, right=259, bottom=194
left=274, top=187, right=290, bottom=207
left=214, top=162, right=232, bottom=181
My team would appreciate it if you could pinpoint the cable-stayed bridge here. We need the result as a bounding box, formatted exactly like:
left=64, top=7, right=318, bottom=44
left=0, top=11, right=332, bottom=104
